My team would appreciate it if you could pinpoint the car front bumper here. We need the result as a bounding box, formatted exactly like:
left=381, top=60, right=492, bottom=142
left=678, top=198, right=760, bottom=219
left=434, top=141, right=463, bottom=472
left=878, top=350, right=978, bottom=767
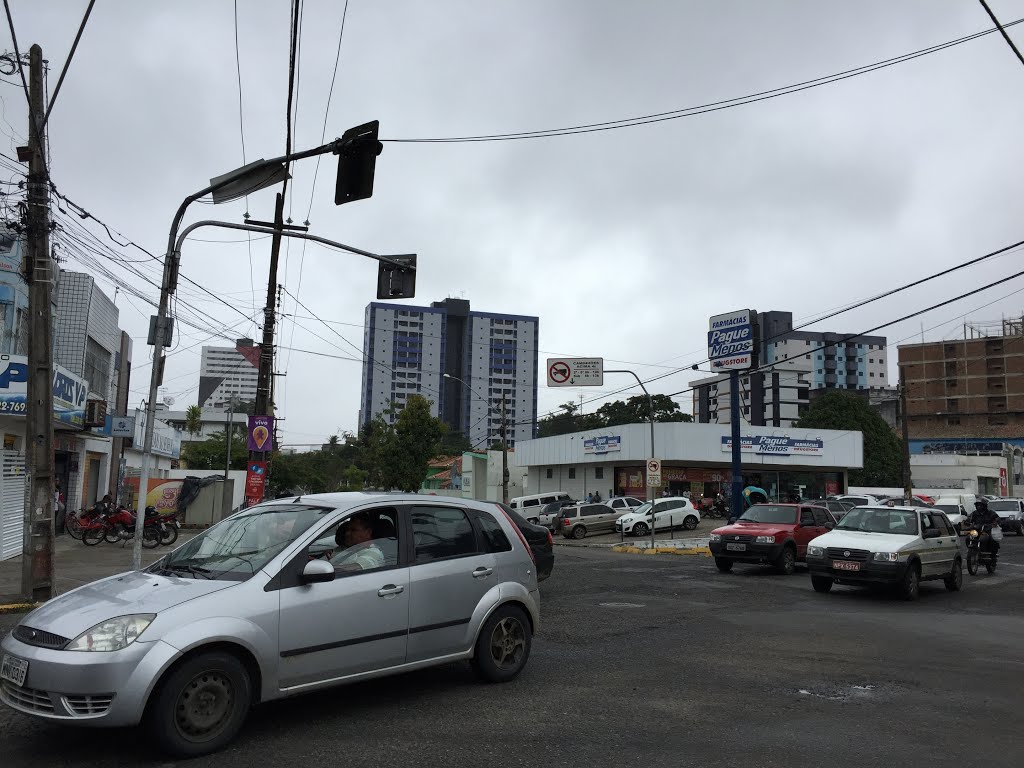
left=0, top=631, right=181, bottom=727
left=807, top=555, right=907, bottom=585
left=709, top=540, right=784, bottom=563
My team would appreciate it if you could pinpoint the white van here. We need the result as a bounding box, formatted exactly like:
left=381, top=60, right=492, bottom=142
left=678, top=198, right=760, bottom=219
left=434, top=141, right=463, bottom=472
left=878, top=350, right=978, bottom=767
left=510, top=492, right=574, bottom=522
left=932, top=493, right=980, bottom=530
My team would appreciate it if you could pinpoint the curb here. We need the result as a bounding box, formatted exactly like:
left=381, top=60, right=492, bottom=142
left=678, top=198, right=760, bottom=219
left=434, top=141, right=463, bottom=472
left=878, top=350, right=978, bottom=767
left=611, top=545, right=711, bottom=556
left=0, top=602, right=36, bottom=615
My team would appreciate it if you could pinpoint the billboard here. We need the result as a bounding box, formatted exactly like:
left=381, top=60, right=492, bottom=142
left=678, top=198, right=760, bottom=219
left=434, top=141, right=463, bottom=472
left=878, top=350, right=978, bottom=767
left=584, top=435, right=621, bottom=454
left=721, top=435, right=824, bottom=456
left=708, top=309, right=756, bottom=372
left=248, top=415, right=273, bottom=451
left=0, top=354, right=88, bottom=427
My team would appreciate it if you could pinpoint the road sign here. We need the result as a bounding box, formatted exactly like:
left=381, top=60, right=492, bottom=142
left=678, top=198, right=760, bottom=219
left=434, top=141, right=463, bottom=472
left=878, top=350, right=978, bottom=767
left=708, top=309, right=756, bottom=371
left=546, top=357, right=604, bottom=387
left=110, top=416, right=135, bottom=438
left=646, top=458, right=661, bottom=486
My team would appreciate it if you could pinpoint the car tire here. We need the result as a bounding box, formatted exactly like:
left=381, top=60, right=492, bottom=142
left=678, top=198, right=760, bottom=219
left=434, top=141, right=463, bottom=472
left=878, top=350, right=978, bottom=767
left=632, top=522, right=649, bottom=537
left=811, top=575, right=833, bottom=593
left=714, top=557, right=733, bottom=573
left=147, top=651, right=252, bottom=759
left=1017, top=522, right=1023, bottom=537
left=571, top=525, right=587, bottom=540
left=774, top=545, right=796, bottom=575
left=683, top=515, right=699, bottom=531
left=472, top=603, right=532, bottom=684
left=967, top=548, right=979, bottom=576
left=899, top=563, right=920, bottom=601
left=944, top=557, right=963, bottom=592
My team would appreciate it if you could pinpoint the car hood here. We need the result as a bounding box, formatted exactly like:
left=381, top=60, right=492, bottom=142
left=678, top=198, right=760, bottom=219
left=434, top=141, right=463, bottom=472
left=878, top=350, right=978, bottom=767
left=812, top=530, right=918, bottom=551
left=18, top=570, right=235, bottom=641
left=712, top=522, right=794, bottom=536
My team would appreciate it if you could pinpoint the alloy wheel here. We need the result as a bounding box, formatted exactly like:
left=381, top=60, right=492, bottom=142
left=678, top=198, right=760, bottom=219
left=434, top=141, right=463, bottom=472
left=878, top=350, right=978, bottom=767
left=489, top=617, right=527, bottom=671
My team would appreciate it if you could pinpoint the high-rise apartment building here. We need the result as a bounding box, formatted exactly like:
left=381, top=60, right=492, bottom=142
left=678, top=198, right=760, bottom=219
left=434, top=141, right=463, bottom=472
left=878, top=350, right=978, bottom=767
left=359, top=298, right=539, bottom=448
left=691, top=310, right=888, bottom=427
left=198, top=339, right=260, bottom=411
left=54, top=271, right=120, bottom=408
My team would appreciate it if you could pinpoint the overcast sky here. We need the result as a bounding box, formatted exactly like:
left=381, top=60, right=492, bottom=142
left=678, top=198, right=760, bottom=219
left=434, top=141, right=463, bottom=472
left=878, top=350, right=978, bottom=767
left=3, top=0, right=1024, bottom=446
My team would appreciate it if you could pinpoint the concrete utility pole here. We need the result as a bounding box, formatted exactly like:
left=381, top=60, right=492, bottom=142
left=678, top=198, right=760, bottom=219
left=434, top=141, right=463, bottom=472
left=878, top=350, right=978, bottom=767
left=254, top=194, right=284, bottom=430
left=22, top=45, right=55, bottom=601
left=899, top=366, right=913, bottom=501
left=500, top=394, right=509, bottom=505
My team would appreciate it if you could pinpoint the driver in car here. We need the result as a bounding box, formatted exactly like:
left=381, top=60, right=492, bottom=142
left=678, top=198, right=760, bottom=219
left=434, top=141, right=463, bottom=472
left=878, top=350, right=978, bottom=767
left=330, top=512, right=384, bottom=572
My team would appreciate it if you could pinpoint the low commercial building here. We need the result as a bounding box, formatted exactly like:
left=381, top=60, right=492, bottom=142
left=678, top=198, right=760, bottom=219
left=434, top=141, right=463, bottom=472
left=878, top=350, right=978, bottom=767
left=513, top=421, right=862, bottom=502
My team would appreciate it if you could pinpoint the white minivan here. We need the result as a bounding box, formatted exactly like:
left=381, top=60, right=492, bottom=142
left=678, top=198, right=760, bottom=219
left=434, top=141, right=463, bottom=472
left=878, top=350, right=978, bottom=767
left=509, top=492, right=573, bottom=522
left=931, top=493, right=980, bottom=530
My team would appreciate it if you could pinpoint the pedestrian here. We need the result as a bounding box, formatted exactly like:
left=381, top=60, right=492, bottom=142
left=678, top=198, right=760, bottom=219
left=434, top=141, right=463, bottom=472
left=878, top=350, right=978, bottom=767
left=586, top=492, right=594, bottom=503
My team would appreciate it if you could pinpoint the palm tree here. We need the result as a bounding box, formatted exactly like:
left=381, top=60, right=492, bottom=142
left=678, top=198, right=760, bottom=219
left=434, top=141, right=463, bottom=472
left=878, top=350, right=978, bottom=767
left=326, top=434, right=340, bottom=453
left=184, top=405, right=203, bottom=440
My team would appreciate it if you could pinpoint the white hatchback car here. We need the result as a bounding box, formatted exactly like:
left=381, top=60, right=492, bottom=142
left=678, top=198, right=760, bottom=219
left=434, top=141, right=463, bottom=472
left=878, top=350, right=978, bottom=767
left=615, top=497, right=701, bottom=536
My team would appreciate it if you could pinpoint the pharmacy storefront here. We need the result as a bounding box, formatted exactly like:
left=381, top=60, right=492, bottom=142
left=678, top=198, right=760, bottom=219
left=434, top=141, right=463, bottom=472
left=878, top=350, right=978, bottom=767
left=514, top=422, right=863, bottom=504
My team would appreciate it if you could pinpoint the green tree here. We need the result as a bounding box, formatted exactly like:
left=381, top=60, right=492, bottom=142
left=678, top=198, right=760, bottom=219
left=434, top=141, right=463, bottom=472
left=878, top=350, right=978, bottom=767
left=184, top=405, right=203, bottom=439
left=596, top=394, right=692, bottom=427
left=439, top=428, right=473, bottom=456
left=796, top=391, right=902, bottom=486
left=182, top=429, right=247, bottom=471
left=537, top=402, right=601, bottom=437
left=367, top=396, right=445, bottom=491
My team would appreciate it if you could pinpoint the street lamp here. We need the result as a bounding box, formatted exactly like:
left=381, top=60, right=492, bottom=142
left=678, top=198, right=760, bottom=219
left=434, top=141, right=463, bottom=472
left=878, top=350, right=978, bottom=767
left=443, top=373, right=509, bottom=505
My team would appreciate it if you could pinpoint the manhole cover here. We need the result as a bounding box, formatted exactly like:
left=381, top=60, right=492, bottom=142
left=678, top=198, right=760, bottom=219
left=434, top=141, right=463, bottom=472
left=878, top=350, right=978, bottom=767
left=598, top=602, right=646, bottom=608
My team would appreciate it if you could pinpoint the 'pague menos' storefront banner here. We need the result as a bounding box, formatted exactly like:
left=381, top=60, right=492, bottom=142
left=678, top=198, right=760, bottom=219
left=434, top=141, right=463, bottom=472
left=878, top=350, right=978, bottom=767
left=0, top=354, right=88, bottom=428
left=721, top=435, right=824, bottom=456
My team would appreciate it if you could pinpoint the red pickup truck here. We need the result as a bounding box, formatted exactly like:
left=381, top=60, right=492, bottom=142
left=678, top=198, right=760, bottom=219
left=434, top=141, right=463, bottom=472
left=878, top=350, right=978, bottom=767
left=708, top=503, right=837, bottom=575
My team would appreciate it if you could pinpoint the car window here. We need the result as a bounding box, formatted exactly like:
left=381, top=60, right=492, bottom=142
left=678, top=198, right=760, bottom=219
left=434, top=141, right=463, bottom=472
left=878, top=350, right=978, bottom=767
left=412, top=506, right=479, bottom=562
left=659, top=500, right=682, bottom=511
left=811, top=508, right=831, bottom=526
left=308, top=507, right=400, bottom=574
left=800, top=508, right=815, bottom=526
left=522, top=498, right=540, bottom=508
left=477, top=512, right=512, bottom=553
left=932, top=513, right=955, bottom=537
left=919, top=512, right=939, bottom=535
left=583, top=504, right=608, bottom=517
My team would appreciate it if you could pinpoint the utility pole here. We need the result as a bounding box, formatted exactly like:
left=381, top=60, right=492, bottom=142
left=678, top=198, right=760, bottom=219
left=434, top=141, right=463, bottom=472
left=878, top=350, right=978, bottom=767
left=223, top=399, right=235, bottom=517
left=899, top=366, right=913, bottom=501
left=22, top=45, right=55, bottom=601
left=500, top=395, right=509, bottom=505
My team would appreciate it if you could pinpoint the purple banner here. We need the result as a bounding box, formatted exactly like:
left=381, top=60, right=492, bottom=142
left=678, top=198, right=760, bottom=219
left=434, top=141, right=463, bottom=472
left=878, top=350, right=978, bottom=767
left=248, top=415, right=274, bottom=452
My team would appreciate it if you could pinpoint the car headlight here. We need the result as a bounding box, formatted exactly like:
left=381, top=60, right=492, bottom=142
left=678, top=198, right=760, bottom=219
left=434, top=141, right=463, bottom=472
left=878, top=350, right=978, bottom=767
left=806, top=545, right=824, bottom=557
left=709, top=533, right=721, bottom=542
left=755, top=535, right=775, bottom=544
left=873, top=552, right=899, bottom=562
left=65, top=614, right=155, bottom=652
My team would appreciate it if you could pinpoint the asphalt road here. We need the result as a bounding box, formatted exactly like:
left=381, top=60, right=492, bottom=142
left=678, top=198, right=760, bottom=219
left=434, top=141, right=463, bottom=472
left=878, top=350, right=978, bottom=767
left=2, top=538, right=1023, bottom=767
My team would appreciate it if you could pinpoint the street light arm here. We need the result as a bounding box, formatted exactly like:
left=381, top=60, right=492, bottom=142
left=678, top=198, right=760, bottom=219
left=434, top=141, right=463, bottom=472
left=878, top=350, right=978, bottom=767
left=443, top=373, right=489, bottom=407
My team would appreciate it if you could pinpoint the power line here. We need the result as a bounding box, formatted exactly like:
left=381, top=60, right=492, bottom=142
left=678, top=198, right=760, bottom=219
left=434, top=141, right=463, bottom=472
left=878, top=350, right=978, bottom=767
left=231, top=0, right=259, bottom=331
left=1, top=1, right=32, bottom=125
left=977, top=0, right=1024, bottom=69
left=38, top=0, right=95, bottom=135
left=382, top=18, right=1024, bottom=144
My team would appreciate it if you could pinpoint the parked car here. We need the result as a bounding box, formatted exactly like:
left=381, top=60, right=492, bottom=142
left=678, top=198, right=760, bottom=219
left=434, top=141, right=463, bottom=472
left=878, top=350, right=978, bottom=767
left=605, top=496, right=645, bottom=512
left=509, top=492, right=572, bottom=520
left=821, top=499, right=855, bottom=520
left=988, top=498, right=1024, bottom=536
left=931, top=494, right=979, bottom=531
left=558, top=503, right=619, bottom=539
left=709, top=503, right=836, bottom=575
left=805, top=504, right=962, bottom=600
left=0, top=493, right=540, bottom=757
left=830, top=494, right=885, bottom=508
left=500, top=504, right=555, bottom=580
left=614, top=497, right=700, bottom=536
left=537, top=499, right=577, bottom=531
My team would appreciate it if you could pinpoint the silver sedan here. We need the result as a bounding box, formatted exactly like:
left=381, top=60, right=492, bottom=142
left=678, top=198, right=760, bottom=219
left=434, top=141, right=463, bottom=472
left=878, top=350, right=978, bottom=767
left=1, top=493, right=540, bottom=757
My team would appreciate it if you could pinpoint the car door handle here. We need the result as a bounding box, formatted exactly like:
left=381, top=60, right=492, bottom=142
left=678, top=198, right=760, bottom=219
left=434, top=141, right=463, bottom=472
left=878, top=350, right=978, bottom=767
left=377, top=584, right=404, bottom=597
left=472, top=566, right=494, bottom=578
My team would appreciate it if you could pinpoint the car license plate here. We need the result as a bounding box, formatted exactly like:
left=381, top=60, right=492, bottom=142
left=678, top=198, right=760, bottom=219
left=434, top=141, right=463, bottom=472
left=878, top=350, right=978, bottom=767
left=1, top=654, right=28, bottom=687
left=726, top=543, right=746, bottom=551
left=833, top=560, right=861, bottom=572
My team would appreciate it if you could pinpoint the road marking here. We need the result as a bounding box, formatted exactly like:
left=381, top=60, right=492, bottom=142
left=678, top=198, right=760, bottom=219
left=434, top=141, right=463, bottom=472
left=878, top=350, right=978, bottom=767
left=599, top=602, right=646, bottom=608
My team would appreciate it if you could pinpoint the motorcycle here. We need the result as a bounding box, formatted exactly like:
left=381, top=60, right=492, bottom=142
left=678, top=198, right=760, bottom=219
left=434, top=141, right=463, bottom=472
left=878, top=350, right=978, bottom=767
left=65, top=507, right=103, bottom=540
left=103, top=505, right=163, bottom=549
left=707, top=498, right=729, bottom=520
left=154, top=508, right=180, bottom=546
left=963, top=524, right=1001, bottom=575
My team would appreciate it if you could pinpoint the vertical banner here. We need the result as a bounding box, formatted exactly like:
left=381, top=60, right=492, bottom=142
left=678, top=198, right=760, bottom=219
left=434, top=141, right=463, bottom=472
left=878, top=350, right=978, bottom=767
left=999, top=467, right=1008, bottom=497
left=245, top=461, right=267, bottom=506
left=248, top=415, right=274, bottom=451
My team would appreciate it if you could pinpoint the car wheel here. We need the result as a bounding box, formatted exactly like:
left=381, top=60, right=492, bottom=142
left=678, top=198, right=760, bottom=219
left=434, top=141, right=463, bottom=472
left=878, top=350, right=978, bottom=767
left=944, top=557, right=963, bottom=592
left=472, top=603, right=532, bottom=683
left=714, top=557, right=733, bottom=573
left=571, top=525, right=587, bottom=540
left=967, top=548, right=979, bottom=576
left=899, top=563, right=920, bottom=601
left=683, top=515, right=699, bottom=531
left=632, top=522, right=649, bottom=537
left=811, top=575, right=833, bottom=593
left=774, top=545, right=796, bottom=575
left=147, top=651, right=251, bottom=758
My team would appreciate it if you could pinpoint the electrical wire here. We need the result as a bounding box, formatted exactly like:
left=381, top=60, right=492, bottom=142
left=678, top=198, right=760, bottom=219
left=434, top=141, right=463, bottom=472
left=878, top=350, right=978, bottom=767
left=977, top=0, right=1024, bottom=69
left=38, top=0, right=95, bottom=135
left=232, top=0, right=259, bottom=330
left=382, top=18, right=1024, bottom=144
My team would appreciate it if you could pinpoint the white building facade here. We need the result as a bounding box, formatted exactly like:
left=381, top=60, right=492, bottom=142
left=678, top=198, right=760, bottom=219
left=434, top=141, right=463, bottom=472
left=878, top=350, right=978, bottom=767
left=198, top=339, right=260, bottom=411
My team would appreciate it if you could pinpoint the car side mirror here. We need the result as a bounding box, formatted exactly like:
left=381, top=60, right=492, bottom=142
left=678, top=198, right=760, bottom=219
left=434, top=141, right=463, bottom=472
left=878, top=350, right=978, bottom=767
left=301, top=559, right=336, bottom=584
left=923, top=529, right=941, bottom=540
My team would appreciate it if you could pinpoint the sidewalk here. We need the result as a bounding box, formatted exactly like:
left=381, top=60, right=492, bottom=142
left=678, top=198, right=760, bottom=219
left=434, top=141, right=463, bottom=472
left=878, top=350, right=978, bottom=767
left=0, top=532, right=198, bottom=609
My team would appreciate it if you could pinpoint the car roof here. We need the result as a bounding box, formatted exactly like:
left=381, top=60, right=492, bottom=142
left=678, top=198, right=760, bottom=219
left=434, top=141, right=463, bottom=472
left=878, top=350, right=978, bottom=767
left=265, top=492, right=501, bottom=513
left=854, top=504, right=932, bottom=512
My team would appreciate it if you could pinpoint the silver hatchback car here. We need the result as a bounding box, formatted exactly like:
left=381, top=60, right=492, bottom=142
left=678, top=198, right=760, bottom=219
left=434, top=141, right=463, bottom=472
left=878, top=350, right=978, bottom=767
left=0, top=493, right=540, bottom=757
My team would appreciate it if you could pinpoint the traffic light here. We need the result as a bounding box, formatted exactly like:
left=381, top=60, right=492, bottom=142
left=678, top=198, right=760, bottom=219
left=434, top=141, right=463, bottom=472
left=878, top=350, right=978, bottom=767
left=377, top=254, right=417, bottom=299
left=335, top=120, right=382, bottom=205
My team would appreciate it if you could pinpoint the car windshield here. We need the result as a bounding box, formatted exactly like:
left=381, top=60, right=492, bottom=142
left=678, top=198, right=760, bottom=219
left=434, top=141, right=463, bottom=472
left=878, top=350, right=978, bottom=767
left=932, top=504, right=961, bottom=516
left=835, top=507, right=919, bottom=535
left=737, top=505, right=797, bottom=524
left=150, top=504, right=333, bottom=581
left=631, top=503, right=652, bottom=516
left=987, top=501, right=1018, bottom=512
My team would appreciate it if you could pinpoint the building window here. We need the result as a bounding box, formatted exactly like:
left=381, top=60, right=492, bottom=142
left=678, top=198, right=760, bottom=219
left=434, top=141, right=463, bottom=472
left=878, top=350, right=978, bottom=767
left=545, top=468, right=553, bottom=479
left=595, top=467, right=604, bottom=480
left=568, top=468, right=576, bottom=479
left=817, top=369, right=823, bottom=374
left=870, top=372, right=875, bottom=377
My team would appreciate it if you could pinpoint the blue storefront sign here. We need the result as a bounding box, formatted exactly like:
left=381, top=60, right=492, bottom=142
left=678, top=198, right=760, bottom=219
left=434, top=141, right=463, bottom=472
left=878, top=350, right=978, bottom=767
left=584, top=435, right=621, bottom=455
left=721, top=435, right=824, bottom=457
left=0, top=354, right=88, bottom=428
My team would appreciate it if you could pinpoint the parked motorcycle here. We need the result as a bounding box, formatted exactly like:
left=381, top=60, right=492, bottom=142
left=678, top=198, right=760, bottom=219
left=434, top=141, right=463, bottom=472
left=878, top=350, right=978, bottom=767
left=156, top=509, right=180, bottom=546
left=65, top=508, right=103, bottom=540
left=964, top=524, right=1001, bottom=575
left=102, top=506, right=163, bottom=549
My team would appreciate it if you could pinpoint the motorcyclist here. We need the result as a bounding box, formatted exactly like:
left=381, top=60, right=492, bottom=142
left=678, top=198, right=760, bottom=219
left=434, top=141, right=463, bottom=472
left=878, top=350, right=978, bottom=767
left=967, top=499, right=1001, bottom=559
